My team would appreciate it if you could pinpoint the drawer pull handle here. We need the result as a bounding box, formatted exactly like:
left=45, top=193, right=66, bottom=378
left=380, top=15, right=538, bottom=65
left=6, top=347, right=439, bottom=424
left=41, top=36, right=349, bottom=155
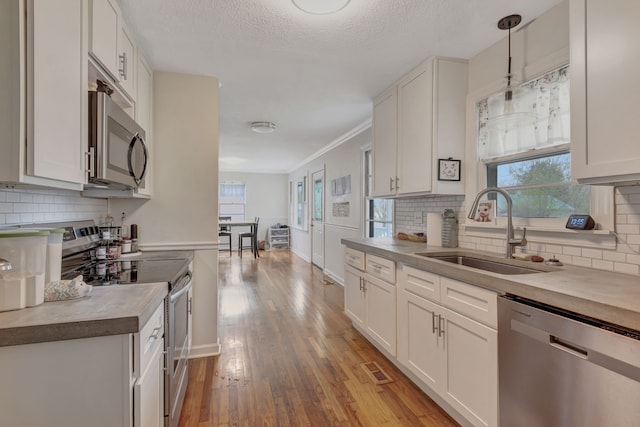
left=149, top=326, right=162, bottom=341
left=432, top=312, right=437, bottom=334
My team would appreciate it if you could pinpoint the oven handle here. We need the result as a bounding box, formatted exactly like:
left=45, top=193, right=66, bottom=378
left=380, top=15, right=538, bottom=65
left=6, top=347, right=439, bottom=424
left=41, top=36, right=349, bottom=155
left=170, top=274, right=193, bottom=303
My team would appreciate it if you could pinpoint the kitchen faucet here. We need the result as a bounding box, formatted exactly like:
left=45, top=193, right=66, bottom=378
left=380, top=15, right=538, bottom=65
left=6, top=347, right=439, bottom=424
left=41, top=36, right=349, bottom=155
left=467, top=187, right=527, bottom=258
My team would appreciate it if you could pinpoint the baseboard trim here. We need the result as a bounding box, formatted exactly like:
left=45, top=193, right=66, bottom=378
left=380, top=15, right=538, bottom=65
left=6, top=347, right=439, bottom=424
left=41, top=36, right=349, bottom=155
left=189, top=340, right=221, bottom=359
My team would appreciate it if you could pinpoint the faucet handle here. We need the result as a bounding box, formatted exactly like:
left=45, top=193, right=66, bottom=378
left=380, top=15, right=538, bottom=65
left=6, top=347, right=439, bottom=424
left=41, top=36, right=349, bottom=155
left=519, top=227, right=527, bottom=245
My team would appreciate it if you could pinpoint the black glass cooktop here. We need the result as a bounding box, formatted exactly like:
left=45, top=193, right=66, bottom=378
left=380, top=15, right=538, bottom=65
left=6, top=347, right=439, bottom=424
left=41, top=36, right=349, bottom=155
left=63, top=258, right=189, bottom=287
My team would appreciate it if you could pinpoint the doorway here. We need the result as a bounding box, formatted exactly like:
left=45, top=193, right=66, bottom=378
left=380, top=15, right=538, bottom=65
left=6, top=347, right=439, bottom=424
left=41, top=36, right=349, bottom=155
left=311, top=169, right=325, bottom=269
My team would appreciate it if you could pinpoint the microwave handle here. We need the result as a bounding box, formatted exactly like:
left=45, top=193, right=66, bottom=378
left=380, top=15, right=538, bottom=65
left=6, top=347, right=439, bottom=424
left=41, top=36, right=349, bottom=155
left=127, top=133, right=148, bottom=187
left=86, top=147, right=95, bottom=178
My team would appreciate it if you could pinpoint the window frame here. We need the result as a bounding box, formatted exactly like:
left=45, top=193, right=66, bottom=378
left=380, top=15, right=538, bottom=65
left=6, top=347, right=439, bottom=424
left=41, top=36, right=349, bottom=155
left=218, top=181, right=246, bottom=221
left=363, top=148, right=393, bottom=238
left=291, top=174, right=308, bottom=231
left=464, top=63, right=614, bottom=236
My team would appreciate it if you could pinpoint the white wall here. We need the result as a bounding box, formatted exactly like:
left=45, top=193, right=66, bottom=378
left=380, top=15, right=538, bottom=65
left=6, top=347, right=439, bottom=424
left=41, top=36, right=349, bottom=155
left=288, top=127, right=370, bottom=281
left=113, top=72, right=221, bottom=356
left=218, top=171, right=288, bottom=248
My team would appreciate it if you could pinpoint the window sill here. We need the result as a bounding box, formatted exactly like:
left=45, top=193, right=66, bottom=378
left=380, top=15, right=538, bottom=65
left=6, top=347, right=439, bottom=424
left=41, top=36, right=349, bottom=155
left=463, top=222, right=616, bottom=250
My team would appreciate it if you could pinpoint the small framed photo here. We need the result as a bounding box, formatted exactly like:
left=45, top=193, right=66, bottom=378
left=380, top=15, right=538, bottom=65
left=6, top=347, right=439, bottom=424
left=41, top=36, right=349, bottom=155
left=473, top=200, right=494, bottom=222
left=438, top=158, right=461, bottom=181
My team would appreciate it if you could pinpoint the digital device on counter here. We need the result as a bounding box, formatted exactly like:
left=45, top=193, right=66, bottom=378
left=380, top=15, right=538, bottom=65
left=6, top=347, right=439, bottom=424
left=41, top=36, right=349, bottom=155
left=565, top=214, right=595, bottom=230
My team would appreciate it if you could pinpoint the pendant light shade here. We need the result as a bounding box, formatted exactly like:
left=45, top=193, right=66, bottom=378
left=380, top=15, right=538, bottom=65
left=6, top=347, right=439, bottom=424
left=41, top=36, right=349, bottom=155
left=484, top=14, right=537, bottom=158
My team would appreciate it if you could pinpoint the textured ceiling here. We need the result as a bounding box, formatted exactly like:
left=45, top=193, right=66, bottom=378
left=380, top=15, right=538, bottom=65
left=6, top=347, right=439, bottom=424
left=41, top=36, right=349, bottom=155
left=117, top=0, right=563, bottom=173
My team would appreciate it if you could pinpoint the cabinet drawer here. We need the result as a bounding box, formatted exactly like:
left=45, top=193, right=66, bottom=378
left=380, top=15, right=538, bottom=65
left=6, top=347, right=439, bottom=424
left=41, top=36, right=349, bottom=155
left=135, top=301, right=165, bottom=376
left=440, top=277, right=497, bottom=328
left=345, top=247, right=365, bottom=270
left=400, top=265, right=440, bottom=303
left=366, top=254, right=396, bottom=284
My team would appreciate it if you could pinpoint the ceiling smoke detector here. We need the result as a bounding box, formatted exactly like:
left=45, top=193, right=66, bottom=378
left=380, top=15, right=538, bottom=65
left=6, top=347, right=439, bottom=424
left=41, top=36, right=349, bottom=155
left=250, top=121, right=276, bottom=134
left=291, top=0, right=351, bottom=15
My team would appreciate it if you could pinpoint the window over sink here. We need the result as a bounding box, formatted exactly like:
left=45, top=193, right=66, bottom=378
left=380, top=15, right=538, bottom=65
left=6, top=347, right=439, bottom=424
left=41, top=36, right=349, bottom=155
left=475, top=65, right=596, bottom=228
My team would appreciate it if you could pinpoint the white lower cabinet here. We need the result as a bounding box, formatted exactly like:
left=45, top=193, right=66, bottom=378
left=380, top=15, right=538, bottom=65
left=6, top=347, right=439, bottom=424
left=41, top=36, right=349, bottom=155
left=364, top=273, right=397, bottom=355
left=345, top=263, right=367, bottom=327
left=134, top=301, right=165, bottom=427
left=0, top=299, right=165, bottom=427
left=344, top=250, right=397, bottom=356
left=397, top=265, right=498, bottom=427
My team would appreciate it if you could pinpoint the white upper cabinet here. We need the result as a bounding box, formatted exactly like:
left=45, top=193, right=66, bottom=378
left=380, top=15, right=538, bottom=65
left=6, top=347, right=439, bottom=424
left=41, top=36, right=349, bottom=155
left=371, top=57, right=467, bottom=198
left=372, top=87, right=398, bottom=198
left=89, top=0, right=137, bottom=100
left=89, top=0, right=119, bottom=79
left=117, top=23, right=136, bottom=97
left=570, top=0, right=640, bottom=184
left=0, top=0, right=87, bottom=190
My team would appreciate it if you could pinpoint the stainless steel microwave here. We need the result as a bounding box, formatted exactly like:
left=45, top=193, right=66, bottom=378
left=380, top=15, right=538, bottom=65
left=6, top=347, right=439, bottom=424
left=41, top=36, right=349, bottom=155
left=87, top=91, right=148, bottom=189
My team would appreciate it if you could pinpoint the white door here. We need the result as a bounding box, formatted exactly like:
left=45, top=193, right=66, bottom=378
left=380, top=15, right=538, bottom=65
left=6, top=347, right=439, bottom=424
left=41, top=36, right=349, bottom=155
left=311, top=169, right=324, bottom=268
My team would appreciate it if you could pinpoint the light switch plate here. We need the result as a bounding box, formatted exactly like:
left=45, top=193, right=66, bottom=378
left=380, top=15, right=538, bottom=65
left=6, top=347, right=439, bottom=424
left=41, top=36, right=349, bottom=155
left=413, top=211, right=423, bottom=225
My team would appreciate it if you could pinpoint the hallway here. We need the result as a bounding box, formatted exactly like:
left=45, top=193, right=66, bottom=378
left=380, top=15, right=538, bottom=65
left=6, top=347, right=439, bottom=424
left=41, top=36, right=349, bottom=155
left=179, top=250, right=458, bottom=426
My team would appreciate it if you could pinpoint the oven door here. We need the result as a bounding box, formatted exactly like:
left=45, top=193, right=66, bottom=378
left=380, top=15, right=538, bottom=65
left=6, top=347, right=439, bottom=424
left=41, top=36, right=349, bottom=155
left=167, top=273, right=192, bottom=427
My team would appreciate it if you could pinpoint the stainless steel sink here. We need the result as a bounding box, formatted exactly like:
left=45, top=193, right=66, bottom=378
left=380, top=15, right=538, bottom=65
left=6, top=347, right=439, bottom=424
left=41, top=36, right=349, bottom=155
left=417, top=253, right=551, bottom=275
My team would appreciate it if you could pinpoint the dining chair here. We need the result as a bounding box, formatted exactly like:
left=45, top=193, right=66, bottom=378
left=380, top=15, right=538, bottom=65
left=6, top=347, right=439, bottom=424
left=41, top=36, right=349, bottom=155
left=218, top=216, right=232, bottom=255
left=238, top=217, right=260, bottom=258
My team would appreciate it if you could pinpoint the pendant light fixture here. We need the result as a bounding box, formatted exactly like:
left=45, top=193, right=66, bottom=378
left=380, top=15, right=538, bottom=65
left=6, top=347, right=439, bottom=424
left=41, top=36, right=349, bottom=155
left=483, top=13, right=537, bottom=159
left=498, top=14, right=521, bottom=106
left=291, top=0, right=351, bottom=15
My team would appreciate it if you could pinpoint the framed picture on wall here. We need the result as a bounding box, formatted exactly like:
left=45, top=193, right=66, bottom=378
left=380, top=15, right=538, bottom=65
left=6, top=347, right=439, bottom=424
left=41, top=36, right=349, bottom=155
left=438, top=158, right=461, bottom=181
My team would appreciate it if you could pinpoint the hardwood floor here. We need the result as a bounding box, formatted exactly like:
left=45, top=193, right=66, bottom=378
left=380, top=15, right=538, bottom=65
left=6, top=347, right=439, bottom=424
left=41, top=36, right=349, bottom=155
left=179, top=250, right=458, bottom=426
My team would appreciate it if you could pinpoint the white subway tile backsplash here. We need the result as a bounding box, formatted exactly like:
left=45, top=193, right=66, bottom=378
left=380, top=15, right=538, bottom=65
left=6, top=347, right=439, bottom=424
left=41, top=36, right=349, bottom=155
left=395, top=185, right=640, bottom=275
left=581, top=248, right=603, bottom=259
left=0, top=189, right=106, bottom=226
left=592, top=259, right=614, bottom=271
left=603, top=251, right=626, bottom=262
left=562, top=246, right=581, bottom=256
left=617, top=224, right=640, bottom=234
left=615, top=263, right=639, bottom=275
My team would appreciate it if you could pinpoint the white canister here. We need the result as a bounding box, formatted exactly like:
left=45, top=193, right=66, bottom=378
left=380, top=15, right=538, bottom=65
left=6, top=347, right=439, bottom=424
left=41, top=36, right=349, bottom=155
left=426, top=213, right=442, bottom=247
left=45, top=228, right=64, bottom=284
left=0, top=230, right=48, bottom=311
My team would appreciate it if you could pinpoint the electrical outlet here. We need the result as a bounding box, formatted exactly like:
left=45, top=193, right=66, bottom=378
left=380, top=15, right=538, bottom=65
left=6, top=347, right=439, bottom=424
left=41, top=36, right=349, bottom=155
left=413, top=211, right=423, bottom=225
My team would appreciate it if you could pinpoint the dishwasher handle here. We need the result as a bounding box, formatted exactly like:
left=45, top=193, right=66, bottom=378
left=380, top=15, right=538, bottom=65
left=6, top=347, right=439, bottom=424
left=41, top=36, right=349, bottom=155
left=550, top=335, right=588, bottom=359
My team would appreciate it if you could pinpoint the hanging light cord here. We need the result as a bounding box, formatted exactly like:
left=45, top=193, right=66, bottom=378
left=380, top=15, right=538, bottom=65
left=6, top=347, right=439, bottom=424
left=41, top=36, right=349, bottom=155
left=498, top=14, right=521, bottom=101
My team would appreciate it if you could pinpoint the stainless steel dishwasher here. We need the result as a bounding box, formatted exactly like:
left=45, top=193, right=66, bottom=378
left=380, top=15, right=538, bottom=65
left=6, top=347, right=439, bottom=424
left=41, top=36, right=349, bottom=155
left=498, top=295, right=640, bottom=427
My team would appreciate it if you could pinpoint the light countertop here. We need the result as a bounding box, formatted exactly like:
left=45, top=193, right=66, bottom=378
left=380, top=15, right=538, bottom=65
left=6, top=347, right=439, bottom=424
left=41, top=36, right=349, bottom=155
left=0, top=283, right=168, bottom=347
left=342, top=237, right=640, bottom=332
left=0, top=250, right=194, bottom=347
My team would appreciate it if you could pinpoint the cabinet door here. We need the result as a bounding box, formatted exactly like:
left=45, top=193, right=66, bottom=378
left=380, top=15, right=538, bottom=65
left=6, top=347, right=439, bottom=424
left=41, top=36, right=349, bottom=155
left=135, top=54, right=153, bottom=196
left=441, top=306, right=498, bottom=427
left=571, top=0, right=640, bottom=183
left=28, top=0, right=86, bottom=185
left=89, top=0, right=119, bottom=79
left=364, top=274, right=396, bottom=355
left=397, top=289, right=444, bottom=391
left=372, top=87, right=398, bottom=198
left=134, top=340, right=164, bottom=427
left=397, top=60, right=433, bottom=195
left=118, top=23, right=136, bottom=98
left=344, top=265, right=366, bottom=328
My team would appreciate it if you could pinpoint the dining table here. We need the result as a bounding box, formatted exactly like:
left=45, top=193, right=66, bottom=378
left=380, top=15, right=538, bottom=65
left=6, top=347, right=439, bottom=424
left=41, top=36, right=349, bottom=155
left=219, top=220, right=258, bottom=258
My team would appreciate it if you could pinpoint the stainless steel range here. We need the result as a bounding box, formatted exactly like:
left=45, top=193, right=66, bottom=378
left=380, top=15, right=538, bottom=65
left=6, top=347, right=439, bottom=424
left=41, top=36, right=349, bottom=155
left=54, top=220, right=192, bottom=427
